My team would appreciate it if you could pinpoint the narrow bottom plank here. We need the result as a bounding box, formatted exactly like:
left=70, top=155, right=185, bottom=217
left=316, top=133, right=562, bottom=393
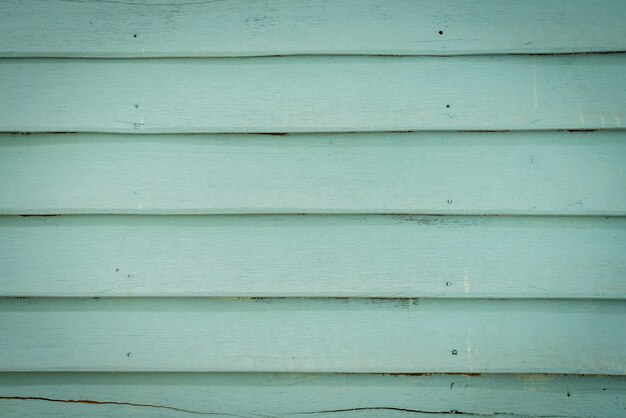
left=1, top=298, right=624, bottom=374
left=0, top=373, right=624, bottom=417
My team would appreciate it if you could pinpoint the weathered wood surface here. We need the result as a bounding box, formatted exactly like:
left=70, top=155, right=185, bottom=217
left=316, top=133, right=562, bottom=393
left=1, top=215, right=624, bottom=298
left=0, top=1, right=624, bottom=415
left=1, top=0, right=625, bottom=57
left=1, top=298, right=624, bottom=374
left=1, top=55, right=625, bottom=133
left=1, top=131, right=624, bottom=215
left=1, top=373, right=625, bottom=417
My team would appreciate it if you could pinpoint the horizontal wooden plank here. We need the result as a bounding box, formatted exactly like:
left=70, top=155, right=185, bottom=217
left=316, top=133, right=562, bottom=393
left=1, top=131, right=624, bottom=215
left=1, top=215, right=624, bottom=298
left=1, top=55, right=625, bottom=133
left=1, top=298, right=624, bottom=374
left=1, top=0, right=625, bottom=57
left=1, top=373, right=624, bottom=418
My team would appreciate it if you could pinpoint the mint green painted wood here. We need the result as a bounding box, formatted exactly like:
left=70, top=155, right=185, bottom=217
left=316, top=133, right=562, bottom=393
left=0, top=0, right=624, bottom=414
left=1, top=0, right=625, bottom=57
left=1, top=55, right=625, bottom=133
left=1, top=131, right=624, bottom=215
left=1, top=298, right=624, bottom=374
left=1, top=215, right=624, bottom=298
left=1, top=373, right=625, bottom=417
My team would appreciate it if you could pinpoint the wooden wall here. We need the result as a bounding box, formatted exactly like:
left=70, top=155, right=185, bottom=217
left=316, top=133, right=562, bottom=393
left=0, top=1, right=625, bottom=416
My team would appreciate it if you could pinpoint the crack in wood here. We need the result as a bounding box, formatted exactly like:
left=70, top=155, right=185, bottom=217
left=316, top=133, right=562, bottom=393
left=0, top=396, right=251, bottom=417
left=293, top=407, right=477, bottom=415
left=0, top=396, right=596, bottom=417
left=292, top=407, right=575, bottom=417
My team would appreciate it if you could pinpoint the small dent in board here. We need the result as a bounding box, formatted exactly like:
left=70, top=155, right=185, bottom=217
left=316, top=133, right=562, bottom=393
left=126, top=352, right=132, bottom=358
left=451, top=349, right=458, bottom=355
left=447, top=199, right=453, bottom=204
left=133, top=116, right=144, bottom=129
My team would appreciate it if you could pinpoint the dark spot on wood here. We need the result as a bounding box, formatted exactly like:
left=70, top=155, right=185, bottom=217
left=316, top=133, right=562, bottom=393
left=368, top=298, right=419, bottom=309
left=8, top=132, right=78, bottom=135
left=381, top=372, right=481, bottom=377
left=438, top=31, right=444, bottom=35
left=391, top=215, right=443, bottom=225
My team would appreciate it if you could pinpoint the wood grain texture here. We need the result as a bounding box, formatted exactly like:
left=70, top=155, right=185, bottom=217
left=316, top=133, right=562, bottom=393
left=1, top=55, right=625, bottom=133
left=1, top=215, right=625, bottom=298
left=1, top=131, right=624, bottom=215
left=1, top=0, right=625, bottom=57
left=1, top=298, right=624, bottom=374
left=1, top=373, right=625, bottom=417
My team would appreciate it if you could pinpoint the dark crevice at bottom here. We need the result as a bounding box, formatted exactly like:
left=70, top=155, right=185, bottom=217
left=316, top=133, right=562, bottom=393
left=0, top=396, right=230, bottom=416
left=0, top=396, right=579, bottom=417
